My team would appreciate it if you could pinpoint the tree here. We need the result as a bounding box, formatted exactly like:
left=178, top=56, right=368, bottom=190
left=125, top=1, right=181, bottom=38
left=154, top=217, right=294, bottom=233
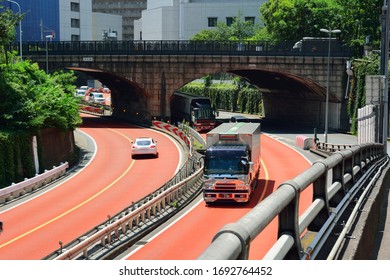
left=191, top=11, right=260, bottom=41
left=260, top=0, right=383, bottom=50
left=0, top=4, right=23, bottom=63
left=260, top=0, right=343, bottom=41
left=0, top=59, right=82, bottom=131
left=191, top=22, right=232, bottom=41
left=336, top=0, right=382, bottom=49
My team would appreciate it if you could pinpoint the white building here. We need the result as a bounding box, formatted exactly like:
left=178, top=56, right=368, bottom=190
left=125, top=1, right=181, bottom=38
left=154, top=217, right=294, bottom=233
left=59, top=0, right=122, bottom=41
left=59, top=0, right=93, bottom=41
left=92, top=13, right=123, bottom=41
left=134, top=0, right=266, bottom=40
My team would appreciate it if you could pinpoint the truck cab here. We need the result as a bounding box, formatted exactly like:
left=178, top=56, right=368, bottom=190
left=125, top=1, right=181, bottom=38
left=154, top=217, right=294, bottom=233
left=202, top=123, right=261, bottom=204
left=170, top=91, right=217, bottom=132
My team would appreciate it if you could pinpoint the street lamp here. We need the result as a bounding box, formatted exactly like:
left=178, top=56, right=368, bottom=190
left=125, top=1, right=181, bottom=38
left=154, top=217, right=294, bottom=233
left=45, top=34, right=54, bottom=73
left=7, top=0, right=22, bottom=61
left=320, top=28, right=341, bottom=143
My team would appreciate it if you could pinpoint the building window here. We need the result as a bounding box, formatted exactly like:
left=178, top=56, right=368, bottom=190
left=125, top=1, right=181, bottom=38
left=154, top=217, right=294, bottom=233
left=71, top=2, right=80, bottom=12
left=71, top=18, right=80, bottom=28
left=245, top=17, right=255, bottom=25
left=208, top=17, right=218, bottom=27
left=226, top=17, right=235, bottom=26
left=71, top=34, right=80, bottom=41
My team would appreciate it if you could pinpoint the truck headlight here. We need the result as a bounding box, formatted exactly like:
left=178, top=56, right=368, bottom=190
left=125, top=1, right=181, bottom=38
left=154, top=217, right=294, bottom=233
left=203, top=181, right=214, bottom=189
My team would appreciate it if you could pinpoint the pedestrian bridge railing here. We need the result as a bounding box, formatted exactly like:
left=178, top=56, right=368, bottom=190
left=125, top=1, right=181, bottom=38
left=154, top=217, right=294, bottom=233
left=12, top=39, right=350, bottom=57
left=198, top=143, right=386, bottom=260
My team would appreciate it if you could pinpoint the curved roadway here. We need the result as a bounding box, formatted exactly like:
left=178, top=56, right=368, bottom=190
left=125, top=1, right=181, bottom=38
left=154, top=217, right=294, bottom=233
left=0, top=115, right=182, bottom=259
left=124, top=133, right=313, bottom=260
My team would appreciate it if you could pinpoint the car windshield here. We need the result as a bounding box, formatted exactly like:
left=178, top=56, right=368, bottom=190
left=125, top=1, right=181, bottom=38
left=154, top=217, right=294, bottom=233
left=93, top=93, right=104, bottom=98
left=136, top=139, right=151, bottom=146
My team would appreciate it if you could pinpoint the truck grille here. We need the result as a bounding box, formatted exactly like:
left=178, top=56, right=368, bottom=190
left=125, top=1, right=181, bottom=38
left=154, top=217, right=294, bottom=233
left=205, top=189, right=249, bottom=194
left=215, top=183, right=236, bottom=190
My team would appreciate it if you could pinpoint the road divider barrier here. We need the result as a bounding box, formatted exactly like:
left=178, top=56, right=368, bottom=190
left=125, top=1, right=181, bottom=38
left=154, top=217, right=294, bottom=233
left=152, top=120, right=191, bottom=149
left=79, top=103, right=112, bottom=116
left=296, top=135, right=315, bottom=150
left=316, top=141, right=354, bottom=153
left=0, top=162, right=69, bottom=204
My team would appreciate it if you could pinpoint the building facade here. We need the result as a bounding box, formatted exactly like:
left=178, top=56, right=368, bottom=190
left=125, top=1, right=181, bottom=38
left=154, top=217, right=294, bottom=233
left=92, top=0, right=147, bottom=41
left=134, top=0, right=266, bottom=40
left=4, top=0, right=121, bottom=41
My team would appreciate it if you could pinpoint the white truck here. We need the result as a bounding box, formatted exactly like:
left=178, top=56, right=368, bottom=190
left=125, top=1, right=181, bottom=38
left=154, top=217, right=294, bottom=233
left=202, top=122, right=261, bottom=204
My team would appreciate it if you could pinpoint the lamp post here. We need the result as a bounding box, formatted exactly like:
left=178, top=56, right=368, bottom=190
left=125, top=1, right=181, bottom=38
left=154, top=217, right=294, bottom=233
left=320, top=28, right=341, bottom=143
left=45, top=34, right=54, bottom=73
left=381, top=1, right=390, bottom=154
left=7, top=0, right=22, bottom=61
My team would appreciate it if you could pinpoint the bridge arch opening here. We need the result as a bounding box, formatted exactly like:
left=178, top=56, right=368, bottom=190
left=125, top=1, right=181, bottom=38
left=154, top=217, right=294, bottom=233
left=68, top=67, right=151, bottom=125
left=228, top=68, right=341, bottom=128
left=171, top=68, right=341, bottom=129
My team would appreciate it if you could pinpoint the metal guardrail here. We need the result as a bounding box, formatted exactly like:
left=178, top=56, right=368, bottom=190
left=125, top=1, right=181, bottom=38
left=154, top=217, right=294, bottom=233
left=198, top=143, right=385, bottom=260
left=10, top=40, right=350, bottom=57
left=0, top=162, right=69, bottom=204
left=53, top=162, right=203, bottom=260
left=315, top=141, right=354, bottom=153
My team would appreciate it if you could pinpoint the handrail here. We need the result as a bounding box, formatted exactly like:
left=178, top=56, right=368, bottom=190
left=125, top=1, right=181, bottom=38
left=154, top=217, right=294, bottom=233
left=198, top=143, right=385, bottom=260
left=0, top=162, right=69, bottom=204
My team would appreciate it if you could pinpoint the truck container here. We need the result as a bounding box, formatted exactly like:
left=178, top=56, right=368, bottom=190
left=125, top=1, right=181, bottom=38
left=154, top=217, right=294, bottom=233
left=202, top=122, right=261, bottom=204
left=170, top=91, right=217, bottom=132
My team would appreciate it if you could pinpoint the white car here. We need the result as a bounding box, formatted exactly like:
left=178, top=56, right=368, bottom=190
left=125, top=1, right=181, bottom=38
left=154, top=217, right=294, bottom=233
left=89, top=92, right=106, bottom=104
left=131, top=137, right=158, bottom=158
left=75, top=86, right=89, bottom=98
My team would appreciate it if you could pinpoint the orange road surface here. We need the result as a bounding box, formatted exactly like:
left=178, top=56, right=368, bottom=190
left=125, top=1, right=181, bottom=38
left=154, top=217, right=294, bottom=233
left=126, top=134, right=312, bottom=260
left=0, top=115, right=180, bottom=259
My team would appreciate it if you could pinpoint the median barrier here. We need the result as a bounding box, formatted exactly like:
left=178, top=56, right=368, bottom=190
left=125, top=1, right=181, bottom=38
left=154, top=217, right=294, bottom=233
left=0, top=162, right=69, bottom=204
left=152, top=120, right=191, bottom=149
left=296, top=135, right=315, bottom=150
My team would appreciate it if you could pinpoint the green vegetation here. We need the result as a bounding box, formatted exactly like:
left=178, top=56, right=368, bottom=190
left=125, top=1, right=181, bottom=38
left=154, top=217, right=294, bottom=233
left=1, top=5, right=82, bottom=188
left=180, top=78, right=262, bottom=115
left=0, top=59, right=81, bottom=131
left=347, top=53, right=381, bottom=134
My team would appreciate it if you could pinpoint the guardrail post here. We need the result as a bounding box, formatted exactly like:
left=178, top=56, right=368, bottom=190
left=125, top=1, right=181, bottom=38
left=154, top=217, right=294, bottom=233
left=277, top=180, right=302, bottom=259
left=343, top=149, right=354, bottom=190
left=307, top=162, right=330, bottom=231
left=328, top=152, right=346, bottom=206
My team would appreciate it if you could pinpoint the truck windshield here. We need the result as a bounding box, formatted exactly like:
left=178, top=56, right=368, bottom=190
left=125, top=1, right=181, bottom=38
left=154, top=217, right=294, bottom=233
left=205, top=157, right=247, bottom=175
left=194, top=108, right=215, bottom=120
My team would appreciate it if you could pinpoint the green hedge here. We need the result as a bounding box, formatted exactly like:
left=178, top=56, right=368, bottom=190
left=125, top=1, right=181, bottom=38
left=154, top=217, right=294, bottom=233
left=179, top=82, right=262, bottom=115
left=0, top=130, right=34, bottom=189
left=347, top=54, right=380, bottom=134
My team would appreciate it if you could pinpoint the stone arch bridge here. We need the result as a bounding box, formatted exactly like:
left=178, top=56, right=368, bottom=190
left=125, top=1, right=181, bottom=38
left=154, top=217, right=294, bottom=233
left=22, top=40, right=350, bottom=130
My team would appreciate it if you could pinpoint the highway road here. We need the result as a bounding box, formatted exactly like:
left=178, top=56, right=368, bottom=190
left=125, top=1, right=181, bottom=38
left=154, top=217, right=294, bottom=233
left=123, top=133, right=313, bottom=260
left=0, top=115, right=182, bottom=259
